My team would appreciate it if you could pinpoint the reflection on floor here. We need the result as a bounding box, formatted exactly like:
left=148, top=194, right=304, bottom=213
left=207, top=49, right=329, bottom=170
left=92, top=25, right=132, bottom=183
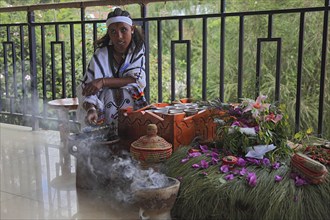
left=0, top=123, right=139, bottom=220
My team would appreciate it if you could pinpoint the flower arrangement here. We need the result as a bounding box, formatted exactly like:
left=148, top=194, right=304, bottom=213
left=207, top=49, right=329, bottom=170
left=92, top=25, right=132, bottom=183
left=207, top=95, right=293, bottom=160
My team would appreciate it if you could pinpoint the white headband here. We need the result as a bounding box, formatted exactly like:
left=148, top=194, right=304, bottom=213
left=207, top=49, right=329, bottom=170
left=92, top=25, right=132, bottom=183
left=106, top=16, right=133, bottom=27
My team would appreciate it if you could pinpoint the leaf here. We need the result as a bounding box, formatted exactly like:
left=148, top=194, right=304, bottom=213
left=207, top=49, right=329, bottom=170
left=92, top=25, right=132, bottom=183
left=306, top=128, right=313, bottom=135
left=294, top=132, right=303, bottom=140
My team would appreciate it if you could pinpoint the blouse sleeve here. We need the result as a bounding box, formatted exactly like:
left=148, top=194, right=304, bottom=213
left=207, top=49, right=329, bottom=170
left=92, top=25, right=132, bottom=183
left=121, top=44, right=146, bottom=90
left=80, top=48, right=106, bottom=110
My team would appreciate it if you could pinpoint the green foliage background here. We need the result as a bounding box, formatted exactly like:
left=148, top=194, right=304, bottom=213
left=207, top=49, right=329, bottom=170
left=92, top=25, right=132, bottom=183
left=0, top=0, right=329, bottom=139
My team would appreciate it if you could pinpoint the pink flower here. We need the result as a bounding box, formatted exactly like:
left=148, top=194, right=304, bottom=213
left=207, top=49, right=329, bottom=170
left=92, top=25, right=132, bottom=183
left=220, top=165, right=230, bottom=173
left=192, top=164, right=200, bottom=168
left=272, top=162, right=281, bottom=170
left=294, top=176, right=307, bottom=186
left=275, top=175, right=282, bottom=182
left=246, top=158, right=261, bottom=165
left=231, top=121, right=241, bottom=127
left=242, top=95, right=270, bottom=116
left=189, top=152, right=202, bottom=158
left=265, top=113, right=283, bottom=123
left=237, top=157, right=246, bottom=167
left=225, top=174, right=235, bottom=181
left=211, top=157, right=219, bottom=165
left=200, top=160, right=209, bottom=169
left=239, top=167, right=247, bottom=176
left=246, top=172, right=257, bottom=187
left=199, top=145, right=209, bottom=153
left=211, top=151, right=219, bottom=159
left=201, top=171, right=208, bottom=176
left=262, top=158, right=270, bottom=166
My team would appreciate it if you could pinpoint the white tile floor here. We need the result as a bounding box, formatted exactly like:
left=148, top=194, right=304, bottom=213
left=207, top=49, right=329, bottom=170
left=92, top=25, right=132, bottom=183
left=0, top=123, right=140, bottom=220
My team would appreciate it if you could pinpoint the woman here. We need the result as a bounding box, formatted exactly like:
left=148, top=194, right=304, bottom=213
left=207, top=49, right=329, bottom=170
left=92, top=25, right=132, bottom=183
left=79, top=8, right=148, bottom=132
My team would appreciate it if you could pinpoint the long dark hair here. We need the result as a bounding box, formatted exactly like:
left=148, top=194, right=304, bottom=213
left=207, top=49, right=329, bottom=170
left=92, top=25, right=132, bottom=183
left=94, top=8, right=144, bottom=52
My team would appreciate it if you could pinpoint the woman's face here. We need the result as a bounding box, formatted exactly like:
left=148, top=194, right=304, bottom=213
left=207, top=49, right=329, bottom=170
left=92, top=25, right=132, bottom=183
left=108, top=22, right=133, bottom=54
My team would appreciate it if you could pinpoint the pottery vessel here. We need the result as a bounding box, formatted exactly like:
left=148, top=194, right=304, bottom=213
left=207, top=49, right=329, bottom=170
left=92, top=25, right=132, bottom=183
left=134, top=177, right=180, bottom=220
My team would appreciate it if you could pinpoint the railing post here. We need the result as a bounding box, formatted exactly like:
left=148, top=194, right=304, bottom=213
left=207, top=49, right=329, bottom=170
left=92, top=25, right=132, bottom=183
left=27, top=10, right=39, bottom=130
left=141, top=4, right=150, bottom=102
left=219, top=0, right=226, bottom=102
left=80, top=6, right=86, bottom=78
left=317, top=0, right=329, bottom=137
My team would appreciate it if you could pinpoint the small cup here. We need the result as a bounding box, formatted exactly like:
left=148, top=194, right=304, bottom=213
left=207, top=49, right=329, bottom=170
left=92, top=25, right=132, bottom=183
left=168, top=109, right=184, bottom=114
left=184, top=108, right=198, bottom=116
left=154, top=109, right=168, bottom=115
left=174, top=103, right=187, bottom=109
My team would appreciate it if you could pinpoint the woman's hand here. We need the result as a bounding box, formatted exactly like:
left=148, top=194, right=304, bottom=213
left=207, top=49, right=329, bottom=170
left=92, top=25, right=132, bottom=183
left=85, top=109, right=98, bottom=125
left=82, top=78, right=104, bottom=96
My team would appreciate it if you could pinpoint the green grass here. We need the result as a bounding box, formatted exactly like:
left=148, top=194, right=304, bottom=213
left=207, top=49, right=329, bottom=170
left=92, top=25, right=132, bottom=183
left=165, top=146, right=330, bottom=220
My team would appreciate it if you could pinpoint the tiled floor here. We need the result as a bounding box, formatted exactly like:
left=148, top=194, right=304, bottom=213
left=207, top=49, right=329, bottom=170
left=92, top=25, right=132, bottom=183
left=0, top=123, right=140, bottom=219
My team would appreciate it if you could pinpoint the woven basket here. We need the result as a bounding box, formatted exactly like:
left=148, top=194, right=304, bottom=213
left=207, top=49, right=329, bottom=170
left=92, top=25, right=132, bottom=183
left=130, top=145, right=173, bottom=163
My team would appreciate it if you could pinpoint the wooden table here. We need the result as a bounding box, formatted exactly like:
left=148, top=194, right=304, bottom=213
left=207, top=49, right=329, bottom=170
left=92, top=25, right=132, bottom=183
left=48, top=97, right=79, bottom=143
left=48, top=98, right=79, bottom=169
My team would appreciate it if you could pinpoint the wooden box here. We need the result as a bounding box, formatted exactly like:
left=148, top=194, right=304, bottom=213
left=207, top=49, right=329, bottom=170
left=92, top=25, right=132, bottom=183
left=118, top=104, right=218, bottom=151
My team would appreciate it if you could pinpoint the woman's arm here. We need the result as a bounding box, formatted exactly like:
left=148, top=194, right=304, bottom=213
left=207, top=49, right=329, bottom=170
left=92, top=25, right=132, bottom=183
left=82, top=76, right=135, bottom=97
left=103, top=76, right=136, bottom=88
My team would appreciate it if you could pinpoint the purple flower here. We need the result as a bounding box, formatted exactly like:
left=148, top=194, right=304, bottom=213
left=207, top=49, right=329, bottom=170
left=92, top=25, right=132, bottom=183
left=201, top=171, right=208, bottom=176
left=211, top=157, right=219, bottom=165
left=246, top=158, right=261, bottom=165
left=246, top=172, right=257, bottom=187
left=192, top=164, right=200, bottom=169
left=211, top=148, right=220, bottom=154
left=200, top=160, right=209, bottom=169
left=290, top=172, right=298, bottom=179
left=274, top=175, right=282, bottom=182
left=200, top=145, right=209, bottom=153
left=220, top=165, right=230, bottom=173
left=231, top=121, right=241, bottom=127
left=237, top=157, right=246, bottom=167
left=229, top=107, right=242, bottom=116
left=189, top=152, right=202, bottom=158
left=239, top=167, right=248, bottom=176
left=262, top=158, right=270, bottom=166
left=225, top=174, right=235, bottom=181
left=211, top=151, right=219, bottom=159
left=294, top=176, right=307, bottom=186
left=272, top=162, right=281, bottom=170
left=181, top=158, right=189, bottom=163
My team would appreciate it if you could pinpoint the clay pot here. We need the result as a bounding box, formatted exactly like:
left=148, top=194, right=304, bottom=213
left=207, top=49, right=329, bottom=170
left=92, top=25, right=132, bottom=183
left=134, top=177, right=180, bottom=220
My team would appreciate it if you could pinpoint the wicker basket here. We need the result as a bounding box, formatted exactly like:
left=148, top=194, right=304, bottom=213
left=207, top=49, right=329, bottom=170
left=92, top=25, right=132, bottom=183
left=130, top=145, right=173, bottom=163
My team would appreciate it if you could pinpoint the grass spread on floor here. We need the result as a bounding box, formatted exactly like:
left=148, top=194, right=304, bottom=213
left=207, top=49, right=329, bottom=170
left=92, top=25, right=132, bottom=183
left=165, top=146, right=330, bottom=220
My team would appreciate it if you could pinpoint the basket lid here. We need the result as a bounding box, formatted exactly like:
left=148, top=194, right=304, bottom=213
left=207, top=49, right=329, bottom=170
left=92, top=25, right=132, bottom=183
left=131, top=124, right=172, bottom=149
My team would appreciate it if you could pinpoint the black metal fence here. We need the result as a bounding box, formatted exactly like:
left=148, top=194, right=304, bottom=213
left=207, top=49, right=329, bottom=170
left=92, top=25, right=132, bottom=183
left=0, top=0, right=329, bottom=138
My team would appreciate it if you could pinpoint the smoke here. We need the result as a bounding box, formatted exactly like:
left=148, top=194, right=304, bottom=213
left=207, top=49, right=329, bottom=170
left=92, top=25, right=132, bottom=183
left=69, top=135, right=170, bottom=204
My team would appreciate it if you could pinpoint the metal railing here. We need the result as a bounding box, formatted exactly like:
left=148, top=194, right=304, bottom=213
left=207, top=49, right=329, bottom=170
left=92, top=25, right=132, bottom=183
left=0, top=0, right=329, bottom=138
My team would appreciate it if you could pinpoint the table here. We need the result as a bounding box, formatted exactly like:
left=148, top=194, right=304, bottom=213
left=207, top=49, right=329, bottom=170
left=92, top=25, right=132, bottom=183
left=48, top=97, right=79, bottom=143
left=48, top=98, right=79, bottom=172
